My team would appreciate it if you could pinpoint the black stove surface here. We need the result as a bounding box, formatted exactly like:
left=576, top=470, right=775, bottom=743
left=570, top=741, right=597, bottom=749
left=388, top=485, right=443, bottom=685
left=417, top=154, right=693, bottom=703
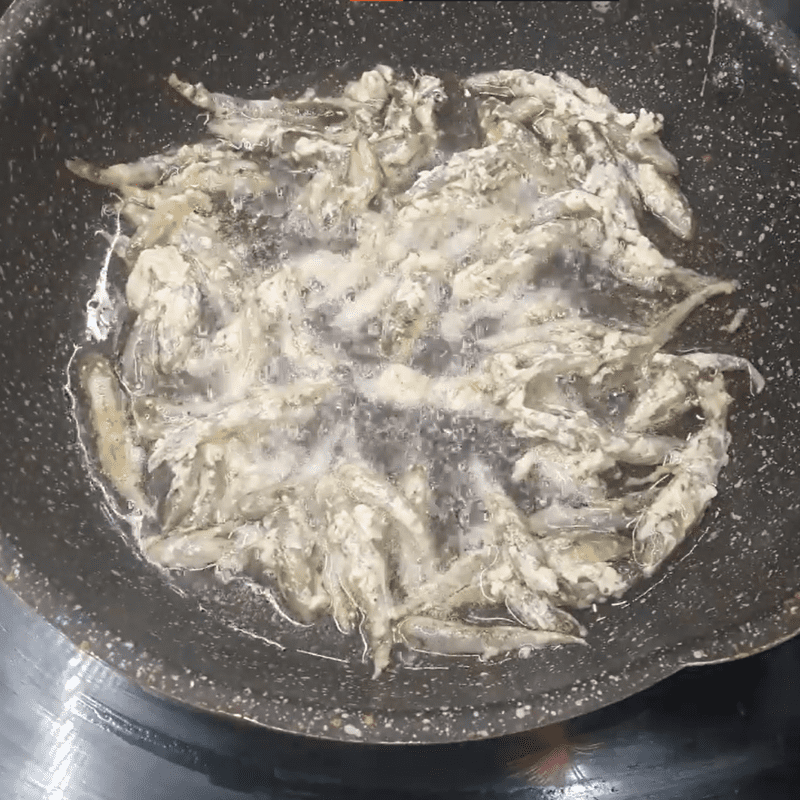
left=1, top=1, right=799, bottom=798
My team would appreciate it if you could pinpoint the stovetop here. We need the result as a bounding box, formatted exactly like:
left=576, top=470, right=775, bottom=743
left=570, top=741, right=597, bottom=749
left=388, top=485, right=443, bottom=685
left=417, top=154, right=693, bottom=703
left=1, top=577, right=799, bottom=800
left=1, top=1, right=799, bottom=798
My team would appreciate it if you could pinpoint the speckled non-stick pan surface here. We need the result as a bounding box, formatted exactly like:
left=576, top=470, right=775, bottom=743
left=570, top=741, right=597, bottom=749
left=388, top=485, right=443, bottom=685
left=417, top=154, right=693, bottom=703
left=1, top=0, right=799, bottom=744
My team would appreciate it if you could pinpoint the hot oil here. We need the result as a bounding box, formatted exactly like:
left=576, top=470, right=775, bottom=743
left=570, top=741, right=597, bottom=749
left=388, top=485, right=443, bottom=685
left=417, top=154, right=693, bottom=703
left=78, top=186, right=711, bottom=583
left=70, top=64, right=754, bottom=653
left=163, top=71, right=505, bottom=561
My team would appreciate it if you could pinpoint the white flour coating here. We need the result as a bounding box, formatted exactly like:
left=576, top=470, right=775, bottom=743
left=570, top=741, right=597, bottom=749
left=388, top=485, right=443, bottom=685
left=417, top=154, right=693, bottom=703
left=70, top=66, right=762, bottom=675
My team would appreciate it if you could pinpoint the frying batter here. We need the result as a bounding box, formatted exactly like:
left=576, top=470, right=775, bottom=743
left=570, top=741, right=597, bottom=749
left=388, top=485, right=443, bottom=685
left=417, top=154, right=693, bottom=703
left=70, top=66, right=762, bottom=674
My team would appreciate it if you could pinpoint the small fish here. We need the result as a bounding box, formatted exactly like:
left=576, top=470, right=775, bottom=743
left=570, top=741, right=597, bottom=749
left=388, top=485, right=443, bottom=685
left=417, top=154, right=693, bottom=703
left=321, top=542, right=360, bottom=636
left=393, top=550, right=490, bottom=620
left=634, top=374, right=732, bottom=575
left=147, top=379, right=333, bottom=470
left=503, top=580, right=582, bottom=636
left=318, top=475, right=396, bottom=674
left=682, top=352, right=765, bottom=394
left=79, top=353, right=149, bottom=513
left=397, top=616, right=584, bottom=658
left=143, top=524, right=235, bottom=570
left=66, top=155, right=171, bottom=190
left=215, top=521, right=280, bottom=579
left=335, top=463, right=438, bottom=590
left=633, top=162, right=694, bottom=240
left=274, top=497, right=330, bottom=624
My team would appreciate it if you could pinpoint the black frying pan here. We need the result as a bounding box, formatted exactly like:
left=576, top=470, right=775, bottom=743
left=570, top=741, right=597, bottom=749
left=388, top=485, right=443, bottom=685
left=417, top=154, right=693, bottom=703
left=1, top=0, right=799, bottom=744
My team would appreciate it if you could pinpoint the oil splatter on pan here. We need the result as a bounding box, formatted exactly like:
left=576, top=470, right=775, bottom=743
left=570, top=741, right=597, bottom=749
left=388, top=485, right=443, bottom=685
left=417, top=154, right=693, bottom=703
left=0, top=0, right=799, bottom=743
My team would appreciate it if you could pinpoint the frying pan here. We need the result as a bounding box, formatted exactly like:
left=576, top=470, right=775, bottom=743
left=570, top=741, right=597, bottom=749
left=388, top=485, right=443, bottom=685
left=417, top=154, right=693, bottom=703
left=1, top=0, right=799, bottom=745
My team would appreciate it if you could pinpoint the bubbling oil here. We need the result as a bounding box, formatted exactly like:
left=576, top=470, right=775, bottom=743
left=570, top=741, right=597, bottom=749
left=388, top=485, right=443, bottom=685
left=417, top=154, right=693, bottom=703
left=69, top=65, right=758, bottom=670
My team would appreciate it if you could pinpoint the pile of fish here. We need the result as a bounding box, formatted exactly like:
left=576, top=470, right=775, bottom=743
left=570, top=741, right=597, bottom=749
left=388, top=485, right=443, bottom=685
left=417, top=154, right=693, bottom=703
left=70, top=66, right=763, bottom=674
